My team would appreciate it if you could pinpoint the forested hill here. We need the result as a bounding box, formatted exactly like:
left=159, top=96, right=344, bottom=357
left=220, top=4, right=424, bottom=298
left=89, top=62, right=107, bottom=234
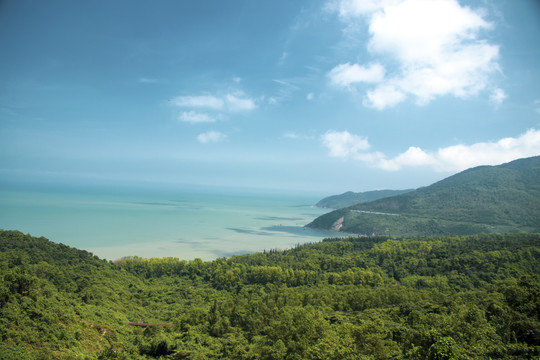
left=1, top=229, right=540, bottom=359
left=308, top=156, right=540, bottom=237
left=316, top=189, right=414, bottom=209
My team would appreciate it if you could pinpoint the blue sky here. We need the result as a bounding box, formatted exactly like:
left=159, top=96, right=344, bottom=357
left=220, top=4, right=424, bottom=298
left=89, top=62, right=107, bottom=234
left=1, top=0, right=539, bottom=194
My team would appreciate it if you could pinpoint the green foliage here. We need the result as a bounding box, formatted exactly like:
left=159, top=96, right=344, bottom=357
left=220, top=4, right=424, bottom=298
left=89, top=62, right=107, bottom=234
left=1, top=230, right=539, bottom=359
left=316, top=189, right=414, bottom=209
left=309, top=156, right=540, bottom=236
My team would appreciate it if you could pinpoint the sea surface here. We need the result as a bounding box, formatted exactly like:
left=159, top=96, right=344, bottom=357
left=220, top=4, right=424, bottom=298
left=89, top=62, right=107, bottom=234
left=0, top=185, right=339, bottom=260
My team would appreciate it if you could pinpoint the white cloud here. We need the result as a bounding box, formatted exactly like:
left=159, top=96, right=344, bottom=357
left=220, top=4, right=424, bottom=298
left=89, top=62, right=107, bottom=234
left=329, top=0, right=502, bottom=109
left=364, top=84, right=406, bottom=109
left=332, top=0, right=401, bottom=18
left=490, top=88, right=507, bottom=106
left=171, top=93, right=256, bottom=112
left=306, top=93, right=315, bottom=100
left=431, top=129, right=540, bottom=171
left=270, top=78, right=305, bottom=104
left=377, top=146, right=436, bottom=171
left=284, top=132, right=300, bottom=139
left=178, top=111, right=216, bottom=123
left=328, top=62, right=386, bottom=87
left=273, top=79, right=300, bottom=89
left=322, top=128, right=540, bottom=172
left=268, top=96, right=278, bottom=105
left=322, top=130, right=371, bottom=157
left=197, top=131, right=227, bottom=144
left=225, top=94, right=256, bottom=111
left=284, top=131, right=315, bottom=140
left=171, top=95, right=225, bottom=110
left=367, top=0, right=492, bottom=64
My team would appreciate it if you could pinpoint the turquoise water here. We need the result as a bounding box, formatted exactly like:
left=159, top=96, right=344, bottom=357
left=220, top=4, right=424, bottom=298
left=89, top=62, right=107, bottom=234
left=0, top=186, right=336, bottom=260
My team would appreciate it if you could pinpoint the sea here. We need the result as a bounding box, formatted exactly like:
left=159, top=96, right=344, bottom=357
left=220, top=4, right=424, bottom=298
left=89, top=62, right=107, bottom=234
left=0, top=184, right=339, bottom=261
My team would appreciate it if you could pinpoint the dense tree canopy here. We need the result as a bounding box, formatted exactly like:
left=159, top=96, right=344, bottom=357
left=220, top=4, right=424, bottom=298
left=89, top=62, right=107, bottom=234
left=315, top=189, right=414, bottom=209
left=1, top=230, right=539, bottom=359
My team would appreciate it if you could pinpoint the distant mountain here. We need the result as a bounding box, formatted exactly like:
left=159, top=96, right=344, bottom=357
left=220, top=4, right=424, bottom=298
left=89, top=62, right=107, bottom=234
left=307, top=156, right=540, bottom=237
left=316, top=189, right=414, bottom=209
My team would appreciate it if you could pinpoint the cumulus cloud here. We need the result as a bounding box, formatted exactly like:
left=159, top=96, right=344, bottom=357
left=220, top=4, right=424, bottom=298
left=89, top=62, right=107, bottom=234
left=197, top=131, right=227, bottom=144
left=322, top=130, right=371, bottom=157
left=178, top=111, right=216, bottom=123
left=171, top=91, right=257, bottom=133
left=171, top=95, right=225, bottom=110
left=171, top=93, right=256, bottom=112
left=365, top=84, right=406, bottom=109
left=322, top=128, right=540, bottom=172
left=328, top=0, right=503, bottom=109
left=328, top=62, right=386, bottom=87
left=490, top=88, right=507, bottom=106
left=377, top=146, right=436, bottom=171
left=225, top=94, right=256, bottom=111
left=430, top=129, right=540, bottom=171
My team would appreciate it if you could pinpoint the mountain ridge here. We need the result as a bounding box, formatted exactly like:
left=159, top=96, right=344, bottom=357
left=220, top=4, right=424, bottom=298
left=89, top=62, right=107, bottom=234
left=315, top=189, right=414, bottom=209
left=307, top=156, right=540, bottom=237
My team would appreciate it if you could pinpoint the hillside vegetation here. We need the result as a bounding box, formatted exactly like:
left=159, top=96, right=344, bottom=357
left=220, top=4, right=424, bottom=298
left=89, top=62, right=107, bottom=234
left=308, top=156, right=540, bottom=237
left=1, top=229, right=539, bottom=359
left=316, top=189, right=414, bottom=209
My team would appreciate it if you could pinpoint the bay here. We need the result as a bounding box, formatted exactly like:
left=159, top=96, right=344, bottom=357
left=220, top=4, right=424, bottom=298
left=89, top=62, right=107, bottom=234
left=0, top=185, right=337, bottom=260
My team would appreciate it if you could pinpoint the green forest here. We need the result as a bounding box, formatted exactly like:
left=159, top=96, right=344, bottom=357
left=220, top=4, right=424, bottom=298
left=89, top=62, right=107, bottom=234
left=315, top=189, right=414, bottom=209
left=308, top=156, right=540, bottom=237
left=1, top=230, right=539, bottom=359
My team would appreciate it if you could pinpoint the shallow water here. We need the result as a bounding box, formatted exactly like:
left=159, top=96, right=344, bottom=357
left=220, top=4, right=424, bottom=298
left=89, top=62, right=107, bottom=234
left=0, top=185, right=338, bottom=260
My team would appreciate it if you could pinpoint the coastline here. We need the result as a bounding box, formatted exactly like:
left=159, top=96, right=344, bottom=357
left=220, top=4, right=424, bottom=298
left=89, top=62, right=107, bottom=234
left=0, top=186, right=335, bottom=261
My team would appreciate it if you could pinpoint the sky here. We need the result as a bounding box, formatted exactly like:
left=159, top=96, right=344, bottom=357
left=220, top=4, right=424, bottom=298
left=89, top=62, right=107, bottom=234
left=1, top=0, right=540, bottom=195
